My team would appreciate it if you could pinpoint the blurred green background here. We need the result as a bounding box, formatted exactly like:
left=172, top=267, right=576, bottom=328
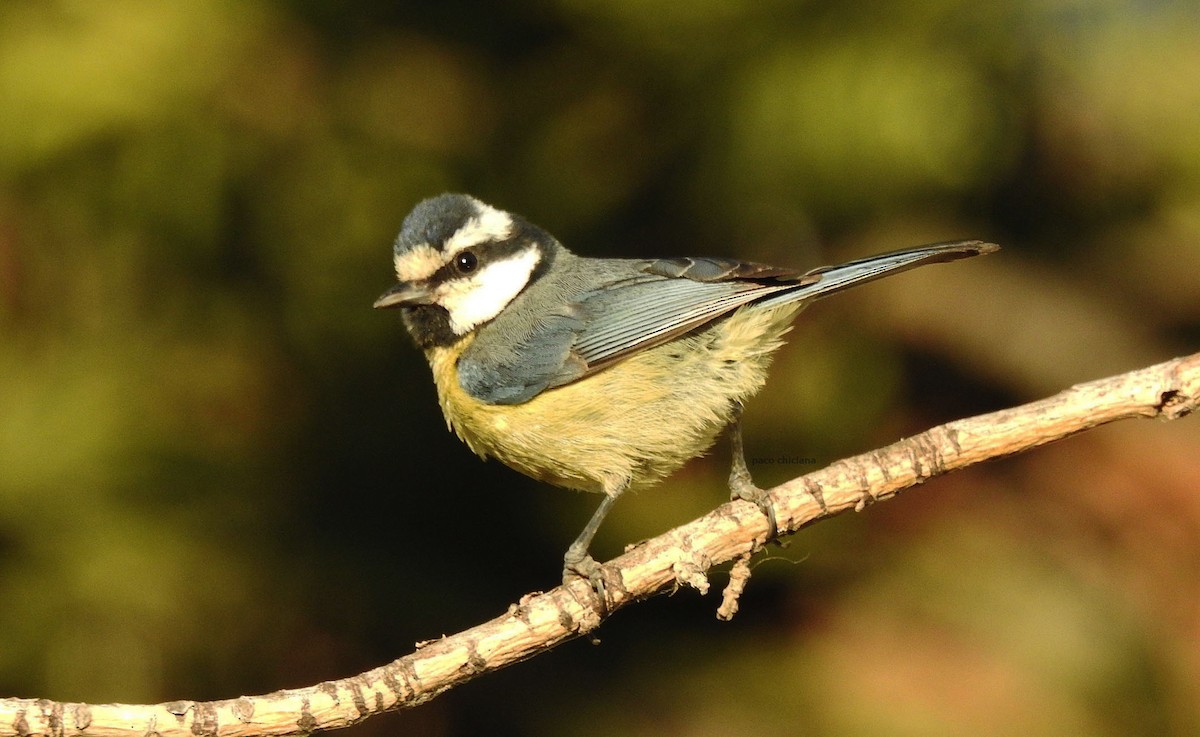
left=2, top=1, right=1199, bottom=735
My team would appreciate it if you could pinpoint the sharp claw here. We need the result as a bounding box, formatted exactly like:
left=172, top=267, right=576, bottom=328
left=733, top=485, right=779, bottom=541
left=759, top=493, right=778, bottom=540
left=563, top=552, right=609, bottom=615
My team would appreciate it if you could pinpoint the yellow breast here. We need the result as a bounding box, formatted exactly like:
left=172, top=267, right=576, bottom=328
left=425, top=303, right=801, bottom=495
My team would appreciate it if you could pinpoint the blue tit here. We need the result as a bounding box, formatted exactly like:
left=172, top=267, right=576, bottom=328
left=375, top=193, right=997, bottom=587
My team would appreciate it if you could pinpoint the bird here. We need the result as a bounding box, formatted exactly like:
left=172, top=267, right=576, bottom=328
left=374, top=193, right=997, bottom=593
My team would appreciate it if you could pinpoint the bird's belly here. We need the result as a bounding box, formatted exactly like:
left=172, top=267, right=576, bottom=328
left=427, top=303, right=800, bottom=494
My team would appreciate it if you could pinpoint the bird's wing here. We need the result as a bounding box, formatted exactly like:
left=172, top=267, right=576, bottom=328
left=456, top=257, right=810, bottom=404
left=457, top=242, right=996, bottom=405
left=567, top=265, right=809, bottom=371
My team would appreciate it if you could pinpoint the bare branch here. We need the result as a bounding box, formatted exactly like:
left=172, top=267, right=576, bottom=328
left=3, top=352, right=1196, bottom=737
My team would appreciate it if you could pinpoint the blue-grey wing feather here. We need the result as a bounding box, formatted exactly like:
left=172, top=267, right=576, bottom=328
left=643, top=256, right=810, bottom=283
left=458, top=260, right=825, bottom=405
left=753, top=240, right=995, bottom=308
left=459, top=241, right=995, bottom=405
left=457, top=307, right=588, bottom=405
left=460, top=274, right=783, bottom=404
left=571, top=277, right=781, bottom=367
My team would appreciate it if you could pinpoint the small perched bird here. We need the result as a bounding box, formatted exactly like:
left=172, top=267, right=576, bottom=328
left=375, top=193, right=996, bottom=589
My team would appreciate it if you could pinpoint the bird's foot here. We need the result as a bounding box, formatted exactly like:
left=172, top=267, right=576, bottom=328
left=726, top=411, right=779, bottom=544
left=563, top=545, right=608, bottom=614
left=730, top=477, right=779, bottom=542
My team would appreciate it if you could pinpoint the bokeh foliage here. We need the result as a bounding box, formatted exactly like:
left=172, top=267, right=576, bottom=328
left=2, top=1, right=1199, bottom=735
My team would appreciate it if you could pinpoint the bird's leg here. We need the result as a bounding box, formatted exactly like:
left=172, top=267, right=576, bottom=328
left=562, top=484, right=625, bottom=610
left=727, top=404, right=778, bottom=540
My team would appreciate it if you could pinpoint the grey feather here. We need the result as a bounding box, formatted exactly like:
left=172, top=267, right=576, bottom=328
left=755, top=240, right=996, bottom=309
left=642, top=256, right=812, bottom=283
left=458, top=240, right=996, bottom=405
left=458, top=305, right=588, bottom=404
left=570, top=278, right=783, bottom=366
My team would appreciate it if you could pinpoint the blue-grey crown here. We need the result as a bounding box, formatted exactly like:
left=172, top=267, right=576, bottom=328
left=394, top=193, right=480, bottom=254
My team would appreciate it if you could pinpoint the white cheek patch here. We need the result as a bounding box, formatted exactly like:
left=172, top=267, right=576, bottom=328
left=438, top=247, right=541, bottom=335
left=393, top=243, right=444, bottom=282
left=444, top=202, right=515, bottom=255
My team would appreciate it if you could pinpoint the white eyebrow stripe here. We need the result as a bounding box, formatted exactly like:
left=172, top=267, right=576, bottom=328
left=439, top=246, right=541, bottom=335
left=393, top=243, right=445, bottom=282
left=443, top=202, right=515, bottom=256
left=392, top=201, right=516, bottom=284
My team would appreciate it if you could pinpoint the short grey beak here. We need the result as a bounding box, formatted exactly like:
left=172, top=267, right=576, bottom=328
left=373, top=282, right=434, bottom=309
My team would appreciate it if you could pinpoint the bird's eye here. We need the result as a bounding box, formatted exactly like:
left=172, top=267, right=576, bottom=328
left=453, top=250, right=478, bottom=274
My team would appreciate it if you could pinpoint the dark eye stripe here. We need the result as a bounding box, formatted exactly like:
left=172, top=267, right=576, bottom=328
left=430, top=231, right=537, bottom=285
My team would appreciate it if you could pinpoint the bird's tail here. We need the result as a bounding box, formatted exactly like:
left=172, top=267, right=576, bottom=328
left=755, top=240, right=998, bottom=309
